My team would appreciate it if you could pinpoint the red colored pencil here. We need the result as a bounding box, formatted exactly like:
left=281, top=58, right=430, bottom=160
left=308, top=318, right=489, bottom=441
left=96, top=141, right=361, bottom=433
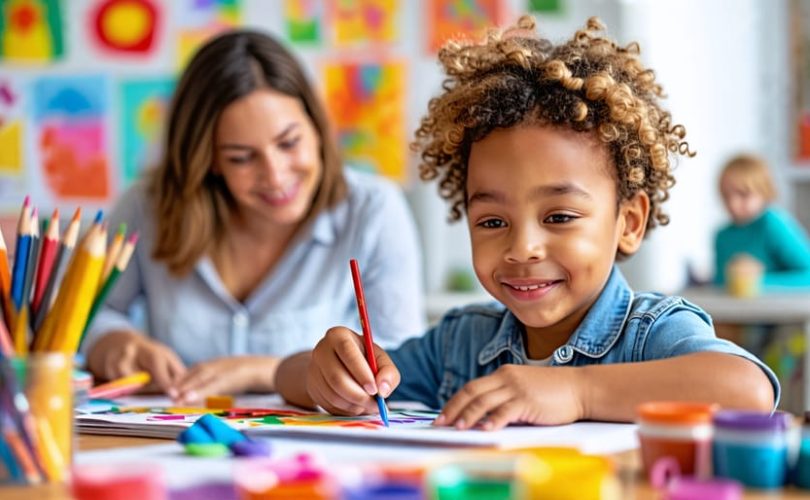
left=349, top=259, right=390, bottom=427
left=31, top=209, right=59, bottom=316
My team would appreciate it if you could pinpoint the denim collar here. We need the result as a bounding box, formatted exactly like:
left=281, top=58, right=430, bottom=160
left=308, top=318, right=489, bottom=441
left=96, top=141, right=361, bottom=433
left=478, top=266, right=633, bottom=365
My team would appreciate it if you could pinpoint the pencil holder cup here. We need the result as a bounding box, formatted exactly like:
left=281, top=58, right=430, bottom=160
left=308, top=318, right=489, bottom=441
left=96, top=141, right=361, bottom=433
left=637, top=402, right=717, bottom=480
left=712, top=410, right=791, bottom=489
left=793, top=412, right=810, bottom=489
left=1, top=352, right=74, bottom=484
left=725, top=257, right=763, bottom=298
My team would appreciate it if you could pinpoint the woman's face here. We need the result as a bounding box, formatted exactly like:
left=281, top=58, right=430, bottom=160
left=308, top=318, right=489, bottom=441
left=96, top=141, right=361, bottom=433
left=213, top=88, right=323, bottom=229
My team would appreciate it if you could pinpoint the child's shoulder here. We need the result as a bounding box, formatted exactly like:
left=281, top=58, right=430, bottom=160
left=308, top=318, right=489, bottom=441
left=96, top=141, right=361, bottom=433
left=627, top=291, right=711, bottom=324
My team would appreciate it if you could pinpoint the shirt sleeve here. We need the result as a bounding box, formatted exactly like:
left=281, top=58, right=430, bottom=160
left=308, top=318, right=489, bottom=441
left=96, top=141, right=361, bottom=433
left=356, top=180, right=426, bottom=348
left=763, top=210, right=810, bottom=288
left=79, top=186, right=148, bottom=357
left=387, top=320, right=448, bottom=409
left=640, top=299, right=781, bottom=408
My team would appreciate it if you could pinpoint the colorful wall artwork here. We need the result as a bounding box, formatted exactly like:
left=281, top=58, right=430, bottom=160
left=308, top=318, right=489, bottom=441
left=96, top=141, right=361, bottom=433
left=90, top=0, right=160, bottom=55
left=330, top=0, right=399, bottom=47
left=33, top=76, right=111, bottom=201
left=284, top=0, right=321, bottom=45
left=176, top=0, right=241, bottom=68
left=0, top=77, right=23, bottom=176
left=0, top=0, right=64, bottom=62
left=324, top=61, right=407, bottom=183
left=119, top=79, right=174, bottom=185
left=427, top=0, right=503, bottom=53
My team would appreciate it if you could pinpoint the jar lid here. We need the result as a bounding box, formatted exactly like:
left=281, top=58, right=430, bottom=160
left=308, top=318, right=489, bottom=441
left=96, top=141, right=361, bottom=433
left=713, top=410, right=791, bottom=431
left=637, top=402, right=717, bottom=425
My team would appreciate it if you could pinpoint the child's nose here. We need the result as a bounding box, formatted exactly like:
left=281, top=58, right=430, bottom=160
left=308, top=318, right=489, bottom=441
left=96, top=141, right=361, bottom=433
left=504, top=225, right=546, bottom=263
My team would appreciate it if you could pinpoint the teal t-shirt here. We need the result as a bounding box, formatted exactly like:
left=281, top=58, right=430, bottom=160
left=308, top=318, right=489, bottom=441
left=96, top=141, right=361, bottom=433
left=714, top=207, right=810, bottom=289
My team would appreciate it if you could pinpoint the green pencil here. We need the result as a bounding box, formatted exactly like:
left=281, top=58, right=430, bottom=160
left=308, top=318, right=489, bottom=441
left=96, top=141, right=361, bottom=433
left=79, top=232, right=138, bottom=350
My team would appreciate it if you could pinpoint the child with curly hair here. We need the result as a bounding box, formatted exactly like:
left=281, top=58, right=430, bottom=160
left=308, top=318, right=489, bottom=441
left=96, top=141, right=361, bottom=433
left=715, top=153, right=810, bottom=291
left=276, top=16, right=779, bottom=427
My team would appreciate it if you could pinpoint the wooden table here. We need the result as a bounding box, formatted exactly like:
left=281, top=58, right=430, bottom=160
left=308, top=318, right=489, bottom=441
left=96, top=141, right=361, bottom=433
left=681, top=287, right=810, bottom=409
left=1, top=434, right=807, bottom=499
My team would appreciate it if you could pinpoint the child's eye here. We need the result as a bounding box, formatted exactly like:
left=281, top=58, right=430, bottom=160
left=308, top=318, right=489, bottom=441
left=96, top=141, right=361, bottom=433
left=478, top=218, right=507, bottom=229
left=226, top=154, right=254, bottom=165
left=544, top=213, right=578, bottom=224
left=278, top=137, right=301, bottom=150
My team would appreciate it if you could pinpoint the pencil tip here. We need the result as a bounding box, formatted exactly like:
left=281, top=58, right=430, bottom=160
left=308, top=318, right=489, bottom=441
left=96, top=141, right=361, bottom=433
left=94, top=210, right=103, bottom=224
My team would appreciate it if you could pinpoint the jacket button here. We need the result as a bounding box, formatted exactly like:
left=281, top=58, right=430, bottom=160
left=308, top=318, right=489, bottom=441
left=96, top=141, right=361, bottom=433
left=553, top=345, right=574, bottom=364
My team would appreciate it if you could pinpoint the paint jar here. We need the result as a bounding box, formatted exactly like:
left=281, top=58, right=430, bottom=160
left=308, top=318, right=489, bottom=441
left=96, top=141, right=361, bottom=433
left=651, top=456, right=742, bottom=500
left=637, top=402, right=716, bottom=479
left=234, top=453, right=340, bottom=499
left=518, top=447, right=620, bottom=499
left=1, top=352, right=74, bottom=484
left=71, top=463, right=167, bottom=500
left=793, top=411, right=810, bottom=489
left=426, top=452, right=547, bottom=500
left=712, top=410, right=791, bottom=489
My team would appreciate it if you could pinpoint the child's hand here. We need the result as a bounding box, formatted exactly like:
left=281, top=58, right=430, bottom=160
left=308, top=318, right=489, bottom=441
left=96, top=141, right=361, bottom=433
left=87, top=330, right=187, bottom=393
left=171, top=356, right=279, bottom=404
left=307, top=326, right=400, bottom=416
left=434, top=365, right=585, bottom=430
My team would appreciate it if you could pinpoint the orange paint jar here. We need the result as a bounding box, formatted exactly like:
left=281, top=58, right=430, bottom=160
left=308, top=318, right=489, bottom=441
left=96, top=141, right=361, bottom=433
left=637, top=402, right=718, bottom=480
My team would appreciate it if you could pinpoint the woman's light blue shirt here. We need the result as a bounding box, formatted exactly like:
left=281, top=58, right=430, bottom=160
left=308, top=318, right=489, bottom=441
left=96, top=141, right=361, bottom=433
left=82, top=169, right=426, bottom=364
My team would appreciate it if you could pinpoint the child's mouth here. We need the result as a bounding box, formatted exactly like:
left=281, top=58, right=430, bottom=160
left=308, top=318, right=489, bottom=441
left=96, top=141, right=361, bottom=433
left=502, top=280, right=562, bottom=301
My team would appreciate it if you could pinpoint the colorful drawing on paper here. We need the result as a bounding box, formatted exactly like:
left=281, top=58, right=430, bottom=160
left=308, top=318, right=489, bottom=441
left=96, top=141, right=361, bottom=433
left=33, top=76, right=111, bottom=201
left=120, top=79, right=174, bottom=185
left=324, top=61, right=407, bottom=183
left=284, top=0, right=321, bottom=44
left=330, top=0, right=399, bottom=47
left=0, top=0, right=64, bottom=62
left=0, top=78, right=24, bottom=176
left=427, top=0, right=503, bottom=53
left=91, top=0, right=160, bottom=55
left=176, top=0, right=241, bottom=68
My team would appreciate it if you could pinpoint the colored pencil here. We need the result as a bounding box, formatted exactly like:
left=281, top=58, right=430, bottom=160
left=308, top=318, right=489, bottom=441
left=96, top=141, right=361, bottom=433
left=99, top=223, right=126, bottom=289
left=10, top=196, right=31, bottom=311
left=49, top=227, right=106, bottom=353
left=0, top=309, right=13, bottom=357
left=32, top=208, right=80, bottom=339
left=80, top=232, right=138, bottom=349
left=0, top=227, right=13, bottom=331
left=88, top=371, right=150, bottom=400
left=31, top=209, right=60, bottom=317
left=349, top=259, right=390, bottom=427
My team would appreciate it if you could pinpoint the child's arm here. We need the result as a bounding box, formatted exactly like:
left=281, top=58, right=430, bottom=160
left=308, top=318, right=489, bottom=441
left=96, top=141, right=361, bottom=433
left=764, top=209, right=810, bottom=287
left=437, top=352, right=773, bottom=430
left=275, top=327, right=400, bottom=414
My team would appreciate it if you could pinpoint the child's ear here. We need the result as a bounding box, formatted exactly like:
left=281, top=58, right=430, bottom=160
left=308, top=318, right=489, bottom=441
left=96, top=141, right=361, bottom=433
left=617, top=191, right=650, bottom=255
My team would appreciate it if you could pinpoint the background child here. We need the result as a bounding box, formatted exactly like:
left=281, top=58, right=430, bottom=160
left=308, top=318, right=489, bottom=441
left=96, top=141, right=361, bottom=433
left=714, top=153, right=810, bottom=290
left=277, top=16, right=779, bottom=428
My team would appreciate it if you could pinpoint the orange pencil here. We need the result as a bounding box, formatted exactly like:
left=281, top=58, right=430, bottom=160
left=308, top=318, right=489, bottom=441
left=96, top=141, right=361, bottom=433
left=0, top=227, right=12, bottom=331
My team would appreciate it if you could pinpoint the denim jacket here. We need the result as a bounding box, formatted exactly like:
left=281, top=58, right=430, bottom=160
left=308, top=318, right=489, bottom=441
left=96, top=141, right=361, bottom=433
left=388, top=267, right=780, bottom=409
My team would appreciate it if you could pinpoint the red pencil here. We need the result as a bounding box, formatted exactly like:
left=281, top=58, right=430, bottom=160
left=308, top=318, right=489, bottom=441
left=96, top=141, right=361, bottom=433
left=31, top=209, right=59, bottom=316
left=349, top=259, right=390, bottom=427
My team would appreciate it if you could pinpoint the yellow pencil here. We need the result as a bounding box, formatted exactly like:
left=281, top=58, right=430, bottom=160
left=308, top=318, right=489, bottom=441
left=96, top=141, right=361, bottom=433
left=98, top=223, right=126, bottom=291
left=50, top=228, right=106, bottom=353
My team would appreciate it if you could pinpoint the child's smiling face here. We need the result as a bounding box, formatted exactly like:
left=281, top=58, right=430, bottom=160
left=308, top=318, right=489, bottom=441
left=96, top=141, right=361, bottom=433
left=466, top=125, right=648, bottom=342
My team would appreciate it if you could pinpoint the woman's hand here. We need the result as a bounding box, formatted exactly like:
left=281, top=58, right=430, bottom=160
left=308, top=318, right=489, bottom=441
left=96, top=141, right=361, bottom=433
left=171, top=356, right=280, bottom=404
left=434, top=365, right=586, bottom=430
left=306, top=326, right=400, bottom=416
left=87, top=330, right=187, bottom=393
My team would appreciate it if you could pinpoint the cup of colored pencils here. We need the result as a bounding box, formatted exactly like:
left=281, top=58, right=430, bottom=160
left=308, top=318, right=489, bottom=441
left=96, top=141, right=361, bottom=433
left=0, top=197, right=137, bottom=484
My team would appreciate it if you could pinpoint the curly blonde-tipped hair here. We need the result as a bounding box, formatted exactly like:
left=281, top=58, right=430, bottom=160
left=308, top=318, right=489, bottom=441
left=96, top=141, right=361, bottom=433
left=412, top=15, right=694, bottom=233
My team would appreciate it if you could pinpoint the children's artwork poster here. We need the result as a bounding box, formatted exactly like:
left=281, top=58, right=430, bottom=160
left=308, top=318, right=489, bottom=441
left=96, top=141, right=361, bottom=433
left=33, top=75, right=112, bottom=202
left=120, top=79, right=174, bottom=185
left=284, top=0, right=322, bottom=45
left=324, top=61, right=407, bottom=183
left=89, top=0, right=161, bottom=56
left=0, top=76, right=26, bottom=207
left=528, top=0, right=563, bottom=14
left=0, top=0, right=64, bottom=62
left=795, top=0, right=810, bottom=162
left=329, top=0, right=399, bottom=47
left=427, top=0, right=504, bottom=53
left=176, top=0, right=241, bottom=69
